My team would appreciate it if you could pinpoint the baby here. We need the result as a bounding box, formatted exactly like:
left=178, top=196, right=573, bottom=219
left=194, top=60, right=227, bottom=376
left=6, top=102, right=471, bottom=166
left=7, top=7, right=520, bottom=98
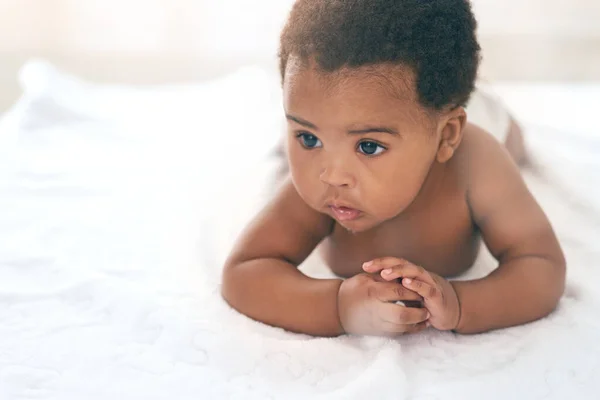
left=221, top=0, right=565, bottom=337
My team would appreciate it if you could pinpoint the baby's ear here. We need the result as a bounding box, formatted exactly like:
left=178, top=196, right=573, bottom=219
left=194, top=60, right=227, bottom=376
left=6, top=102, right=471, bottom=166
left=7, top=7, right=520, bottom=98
left=436, top=106, right=467, bottom=163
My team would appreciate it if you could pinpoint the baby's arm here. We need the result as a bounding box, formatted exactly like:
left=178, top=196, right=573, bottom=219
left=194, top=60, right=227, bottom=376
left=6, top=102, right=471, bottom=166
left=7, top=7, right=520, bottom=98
left=452, top=126, right=566, bottom=333
left=221, top=180, right=343, bottom=336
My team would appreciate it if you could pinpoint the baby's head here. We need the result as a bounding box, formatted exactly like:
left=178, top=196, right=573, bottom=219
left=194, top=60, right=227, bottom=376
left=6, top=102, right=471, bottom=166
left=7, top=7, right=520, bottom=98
left=279, top=0, right=480, bottom=232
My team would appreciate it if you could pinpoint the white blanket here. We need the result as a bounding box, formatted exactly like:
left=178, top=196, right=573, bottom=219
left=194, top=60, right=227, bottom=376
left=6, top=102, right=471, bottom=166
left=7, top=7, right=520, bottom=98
left=0, top=61, right=599, bottom=399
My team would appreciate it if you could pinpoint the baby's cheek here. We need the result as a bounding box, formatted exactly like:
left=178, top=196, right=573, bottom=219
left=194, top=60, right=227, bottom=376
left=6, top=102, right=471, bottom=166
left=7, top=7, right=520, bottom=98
left=366, top=174, right=422, bottom=217
left=290, top=166, right=323, bottom=209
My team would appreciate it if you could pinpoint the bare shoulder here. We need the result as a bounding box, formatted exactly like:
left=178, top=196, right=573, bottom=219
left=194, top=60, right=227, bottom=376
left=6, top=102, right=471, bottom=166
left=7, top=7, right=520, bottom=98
left=225, top=179, right=334, bottom=268
left=452, top=122, right=524, bottom=208
left=454, top=122, right=518, bottom=177
left=454, top=123, right=563, bottom=264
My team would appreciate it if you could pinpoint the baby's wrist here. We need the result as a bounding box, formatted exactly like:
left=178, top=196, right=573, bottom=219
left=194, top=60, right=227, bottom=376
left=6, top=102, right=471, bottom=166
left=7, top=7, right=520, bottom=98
left=334, top=279, right=346, bottom=335
left=450, top=281, right=464, bottom=332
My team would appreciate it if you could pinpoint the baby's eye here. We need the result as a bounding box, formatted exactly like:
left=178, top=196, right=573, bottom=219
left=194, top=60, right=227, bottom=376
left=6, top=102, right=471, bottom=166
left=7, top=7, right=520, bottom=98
left=358, top=141, right=386, bottom=156
left=297, top=133, right=322, bottom=149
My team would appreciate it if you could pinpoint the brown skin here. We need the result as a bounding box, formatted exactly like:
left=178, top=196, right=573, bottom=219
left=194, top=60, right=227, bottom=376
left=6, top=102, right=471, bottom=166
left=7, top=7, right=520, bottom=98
left=221, top=58, right=565, bottom=336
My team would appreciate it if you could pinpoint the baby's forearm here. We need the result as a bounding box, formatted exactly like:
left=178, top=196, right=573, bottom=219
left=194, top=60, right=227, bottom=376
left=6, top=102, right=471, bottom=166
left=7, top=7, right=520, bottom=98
left=451, top=256, right=565, bottom=334
left=221, top=258, right=344, bottom=337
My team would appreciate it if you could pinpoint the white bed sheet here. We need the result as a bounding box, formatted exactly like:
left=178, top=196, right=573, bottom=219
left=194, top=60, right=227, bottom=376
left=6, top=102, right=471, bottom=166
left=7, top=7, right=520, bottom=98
left=0, top=61, right=599, bottom=400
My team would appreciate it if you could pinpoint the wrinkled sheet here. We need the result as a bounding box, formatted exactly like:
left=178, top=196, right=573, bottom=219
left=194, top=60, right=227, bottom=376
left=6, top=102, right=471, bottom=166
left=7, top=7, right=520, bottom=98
left=0, top=61, right=599, bottom=399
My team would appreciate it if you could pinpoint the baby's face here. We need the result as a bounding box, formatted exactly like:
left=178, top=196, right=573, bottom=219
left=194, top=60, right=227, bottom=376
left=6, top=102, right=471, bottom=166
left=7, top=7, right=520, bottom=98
left=283, top=59, right=442, bottom=233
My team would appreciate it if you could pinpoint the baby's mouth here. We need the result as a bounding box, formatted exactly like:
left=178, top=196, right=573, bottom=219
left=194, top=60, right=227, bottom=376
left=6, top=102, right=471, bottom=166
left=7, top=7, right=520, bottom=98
left=329, top=205, right=362, bottom=221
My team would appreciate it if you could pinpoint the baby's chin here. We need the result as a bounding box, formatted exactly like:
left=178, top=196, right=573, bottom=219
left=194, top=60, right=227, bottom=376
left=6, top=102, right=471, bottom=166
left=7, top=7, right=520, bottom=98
left=328, top=212, right=389, bottom=234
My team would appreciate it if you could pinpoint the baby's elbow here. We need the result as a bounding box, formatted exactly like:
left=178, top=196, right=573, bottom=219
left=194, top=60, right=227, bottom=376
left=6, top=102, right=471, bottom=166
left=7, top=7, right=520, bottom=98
left=552, top=247, right=566, bottom=295
left=220, top=262, right=243, bottom=309
left=542, top=257, right=567, bottom=317
left=553, top=256, right=566, bottom=303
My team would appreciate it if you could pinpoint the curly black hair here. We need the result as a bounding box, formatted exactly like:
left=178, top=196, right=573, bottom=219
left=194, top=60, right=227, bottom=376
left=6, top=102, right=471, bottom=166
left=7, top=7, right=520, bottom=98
left=279, top=0, right=481, bottom=111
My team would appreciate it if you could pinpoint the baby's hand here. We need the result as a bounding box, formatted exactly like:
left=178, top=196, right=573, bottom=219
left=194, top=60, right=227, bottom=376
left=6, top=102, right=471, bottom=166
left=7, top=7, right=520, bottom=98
left=337, top=272, right=429, bottom=337
left=363, top=258, right=461, bottom=331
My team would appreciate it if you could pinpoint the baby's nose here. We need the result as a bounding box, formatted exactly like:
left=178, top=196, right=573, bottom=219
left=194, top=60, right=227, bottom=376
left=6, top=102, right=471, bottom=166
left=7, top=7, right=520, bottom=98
left=319, top=164, right=356, bottom=188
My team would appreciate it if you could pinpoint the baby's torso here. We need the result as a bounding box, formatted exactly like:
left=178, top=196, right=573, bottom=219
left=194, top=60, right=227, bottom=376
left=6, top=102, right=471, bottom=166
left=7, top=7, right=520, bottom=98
left=320, top=211, right=480, bottom=279
left=319, top=132, right=481, bottom=278
left=320, top=195, right=480, bottom=279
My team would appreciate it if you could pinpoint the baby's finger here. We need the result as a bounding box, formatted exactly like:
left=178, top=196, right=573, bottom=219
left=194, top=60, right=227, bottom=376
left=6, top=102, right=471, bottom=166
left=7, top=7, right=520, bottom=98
left=378, top=265, right=406, bottom=281
left=362, top=257, right=406, bottom=272
left=402, top=278, right=439, bottom=300
left=373, top=281, right=423, bottom=303
left=378, top=302, right=430, bottom=325
left=380, top=262, right=435, bottom=285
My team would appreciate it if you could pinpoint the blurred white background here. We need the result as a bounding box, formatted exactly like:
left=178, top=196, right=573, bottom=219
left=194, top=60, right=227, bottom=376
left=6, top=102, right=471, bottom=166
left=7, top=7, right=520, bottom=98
left=0, top=4, right=599, bottom=398
left=0, top=0, right=599, bottom=112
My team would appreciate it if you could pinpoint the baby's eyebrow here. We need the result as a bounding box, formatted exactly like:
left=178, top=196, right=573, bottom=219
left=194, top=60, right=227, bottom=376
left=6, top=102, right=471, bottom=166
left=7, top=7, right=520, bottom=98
left=286, top=114, right=318, bottom=130
left=348, top=126, right=399, bottom=135
left=286, top=114, right=399, bottom=136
